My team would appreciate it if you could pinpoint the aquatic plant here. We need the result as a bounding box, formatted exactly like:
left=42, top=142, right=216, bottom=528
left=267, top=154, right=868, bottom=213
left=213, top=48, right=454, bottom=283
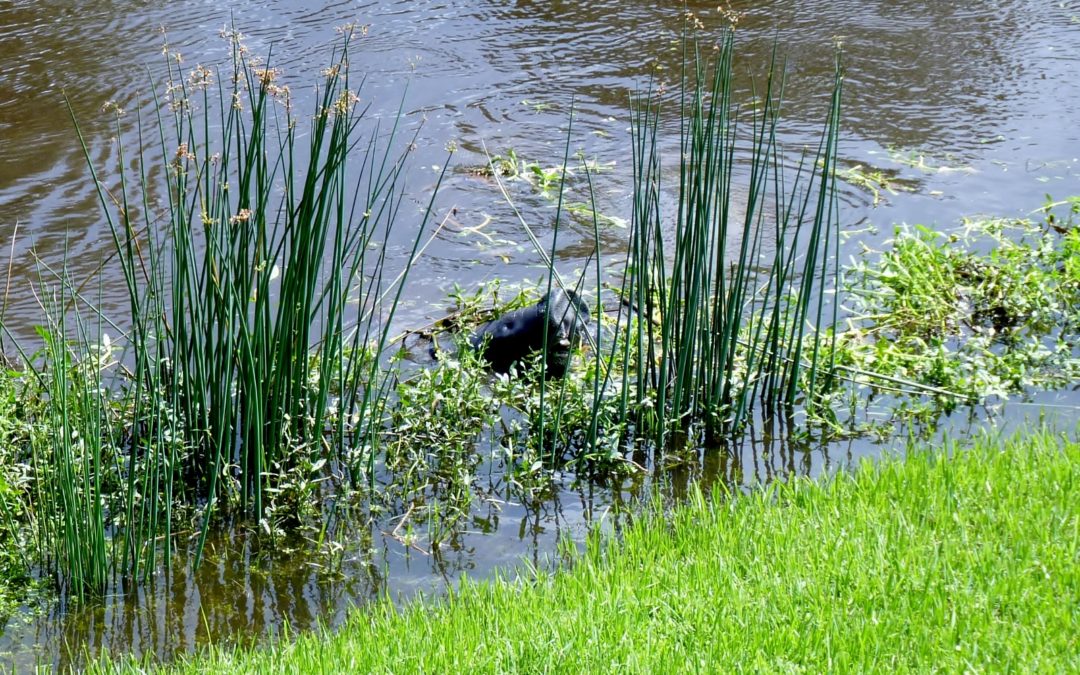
left=31, top=293, right=110, bottom=600
left=615, top=32, right=844, bottom=445
left=0, top=25, right=450, bottom=594
left=444, top=28, right=851, bottom=477
left=382, top=332, right=498, bottom=531
left=838, top=200, right=1080, bottom=406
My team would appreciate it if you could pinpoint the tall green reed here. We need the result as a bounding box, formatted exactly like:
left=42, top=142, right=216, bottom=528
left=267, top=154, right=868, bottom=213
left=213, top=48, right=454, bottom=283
left=620, top=31, right=843, bottom=445
left=30, top=278, right=110, bottom=599
left=63, top=26, right=445, bottom=579
left=478, top=31, right=845, bottom=469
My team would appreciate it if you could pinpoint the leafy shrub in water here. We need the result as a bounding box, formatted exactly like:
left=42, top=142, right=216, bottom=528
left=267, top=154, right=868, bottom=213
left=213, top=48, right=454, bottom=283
left=840, top=198, right=1080, bottom=404
left=384, top=335, right=499, bottom=510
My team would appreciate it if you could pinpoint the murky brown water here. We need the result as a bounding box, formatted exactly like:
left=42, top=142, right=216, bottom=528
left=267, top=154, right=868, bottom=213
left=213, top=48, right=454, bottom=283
left=1, top=0, right=1079, bottom=669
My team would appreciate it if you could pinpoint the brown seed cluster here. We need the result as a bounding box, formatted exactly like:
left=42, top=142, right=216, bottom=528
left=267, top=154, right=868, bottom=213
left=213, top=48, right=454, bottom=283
left=230, top=209, right=252, bottom=226
left=188, top=64, right=213, bottom=90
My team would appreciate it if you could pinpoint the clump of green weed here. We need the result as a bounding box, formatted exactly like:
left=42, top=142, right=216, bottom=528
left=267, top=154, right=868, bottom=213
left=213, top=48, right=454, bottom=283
left=0, top=368, right=39, bottom=612
left=489, top=337, right=636, bottom=481
left=373, top=331, right=501, bottom=549
left=386, top=334, right=499, bottom=498
left=839, top=196, right=1080, bottom=404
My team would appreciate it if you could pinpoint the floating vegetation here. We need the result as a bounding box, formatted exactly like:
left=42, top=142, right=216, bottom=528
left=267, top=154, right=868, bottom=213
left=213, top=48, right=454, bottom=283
left=565, top=202, right=627, bottom=228
left=885, top=145, right=977, bottom=175
left=836, top=195, right=1080, bottom=412
left=521, top=99, right=555, bottom=114
left=466, top=147, right=616, bottom=202
left=825, top=160, right=912, bottom=206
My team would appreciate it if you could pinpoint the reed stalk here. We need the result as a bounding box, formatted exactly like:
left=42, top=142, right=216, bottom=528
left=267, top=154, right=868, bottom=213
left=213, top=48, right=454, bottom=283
left=619, top=30, right=843, bottom=444
left=59, top=26, right=444, bottom=584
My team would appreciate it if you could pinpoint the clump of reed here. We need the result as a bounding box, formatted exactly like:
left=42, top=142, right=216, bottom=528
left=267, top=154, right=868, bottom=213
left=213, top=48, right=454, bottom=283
left=31, top=284, right=110, bottom=600
left=456, top=29, right=846, bottom=475
left=4, top=26, right=447, bottom=597
left=612, top=32, right=843, bottom=446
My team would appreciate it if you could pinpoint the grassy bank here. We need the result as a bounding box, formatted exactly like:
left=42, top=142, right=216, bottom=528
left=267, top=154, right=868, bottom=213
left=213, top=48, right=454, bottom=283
left=99, top=429, right=1078, bottom=673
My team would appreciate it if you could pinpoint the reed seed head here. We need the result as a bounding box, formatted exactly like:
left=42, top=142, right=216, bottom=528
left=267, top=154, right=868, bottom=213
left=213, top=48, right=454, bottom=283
left=188, top=65, right=213, bottom=89
left=333, top=89, right=360, bottom=115
left=100, top=100, right=125, bottom=116
left=255, top=68, right=280, bottom=87
left=230, top=209, right=252, bottom=227
left=335, top=23, right=369, bottom=38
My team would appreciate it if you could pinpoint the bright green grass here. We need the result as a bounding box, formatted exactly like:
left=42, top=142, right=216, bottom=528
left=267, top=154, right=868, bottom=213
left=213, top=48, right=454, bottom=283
left=103, top=430, right=1079, bottom=673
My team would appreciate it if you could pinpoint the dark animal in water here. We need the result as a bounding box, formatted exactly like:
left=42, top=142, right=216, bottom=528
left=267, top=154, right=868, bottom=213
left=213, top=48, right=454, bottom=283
left=471, top=288, right=590, bottom=378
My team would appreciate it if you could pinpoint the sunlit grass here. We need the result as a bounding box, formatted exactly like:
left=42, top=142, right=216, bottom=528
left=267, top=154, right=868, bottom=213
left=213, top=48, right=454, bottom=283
left=94, top=428, right=1079, bottom=673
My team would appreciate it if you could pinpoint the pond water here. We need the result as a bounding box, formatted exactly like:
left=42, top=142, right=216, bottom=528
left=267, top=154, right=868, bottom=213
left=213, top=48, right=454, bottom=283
left=1, top=0, right=1079, bottom=669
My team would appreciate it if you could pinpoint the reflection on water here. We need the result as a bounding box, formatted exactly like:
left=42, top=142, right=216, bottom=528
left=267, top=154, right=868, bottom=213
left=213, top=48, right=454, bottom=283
left=1, top=0, right=1079, bottom=668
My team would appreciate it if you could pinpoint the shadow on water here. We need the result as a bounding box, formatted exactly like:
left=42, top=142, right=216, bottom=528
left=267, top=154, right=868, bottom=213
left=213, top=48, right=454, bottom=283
left=1, top=0, right=1079, bottom=669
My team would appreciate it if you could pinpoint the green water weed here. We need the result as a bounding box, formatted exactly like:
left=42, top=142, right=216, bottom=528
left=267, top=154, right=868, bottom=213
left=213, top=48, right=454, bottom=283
left=837, top=201, right=1080, bottom=407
